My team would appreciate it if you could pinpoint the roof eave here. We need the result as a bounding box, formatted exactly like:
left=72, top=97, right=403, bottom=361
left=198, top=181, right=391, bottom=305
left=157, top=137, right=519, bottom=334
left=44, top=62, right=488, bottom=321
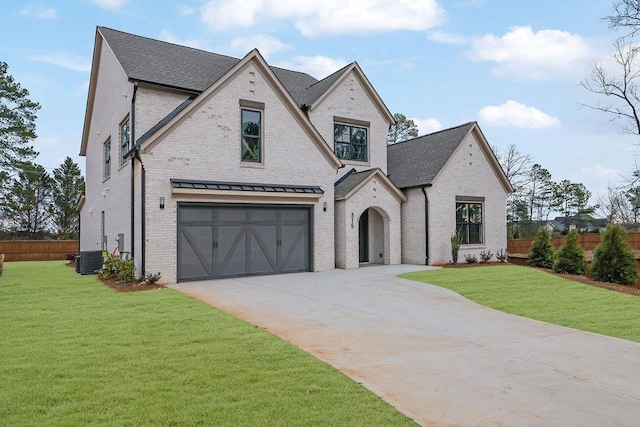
left=79, top=28, right=103, bottom=156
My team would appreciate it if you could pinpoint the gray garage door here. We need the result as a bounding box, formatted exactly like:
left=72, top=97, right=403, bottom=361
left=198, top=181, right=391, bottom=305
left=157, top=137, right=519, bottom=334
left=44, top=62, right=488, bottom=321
left=177, top=204, right=311, bottom=282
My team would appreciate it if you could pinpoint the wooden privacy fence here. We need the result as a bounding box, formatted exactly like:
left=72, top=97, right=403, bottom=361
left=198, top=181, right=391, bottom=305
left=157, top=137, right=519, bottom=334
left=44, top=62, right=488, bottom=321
left=508, top=233, right=640, bottom=254
left=0, top=240, right=79, bottom=262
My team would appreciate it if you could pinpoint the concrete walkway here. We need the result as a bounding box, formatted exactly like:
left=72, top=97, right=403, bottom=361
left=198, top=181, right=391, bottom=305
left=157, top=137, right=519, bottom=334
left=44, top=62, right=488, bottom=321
left=172, top=265, right=640, bottom=426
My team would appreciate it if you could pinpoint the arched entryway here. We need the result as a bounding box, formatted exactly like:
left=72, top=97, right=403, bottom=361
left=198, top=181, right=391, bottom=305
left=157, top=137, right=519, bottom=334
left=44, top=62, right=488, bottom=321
left=358, top=207, right=388, bottom=265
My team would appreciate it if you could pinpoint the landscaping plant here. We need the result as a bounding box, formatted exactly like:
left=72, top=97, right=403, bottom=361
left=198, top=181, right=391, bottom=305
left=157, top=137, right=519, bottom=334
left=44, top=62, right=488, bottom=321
left=553, top=229, right=587, bottom=275
left=450, top=230, right=463, bottom=264
left=496, top=249, right=508, bottom=263
left=591, top=225, right=638, bottom=286
left=527, top=228, right=555, bottom=269
left=464, top=254, right=478, bottom=264
left=99, top=254, right=136, bottom=283
left=479, top=250, right=493, bottom=263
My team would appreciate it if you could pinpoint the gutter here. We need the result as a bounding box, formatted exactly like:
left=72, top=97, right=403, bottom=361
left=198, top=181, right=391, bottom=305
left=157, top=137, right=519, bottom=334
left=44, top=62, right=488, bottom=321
left=421, top=185, right=432, bottom=265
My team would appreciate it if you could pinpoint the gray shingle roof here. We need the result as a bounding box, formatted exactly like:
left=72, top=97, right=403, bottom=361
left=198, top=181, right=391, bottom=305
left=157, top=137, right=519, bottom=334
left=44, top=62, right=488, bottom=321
left=304, top=63, right=353, bottom=106
left=387, top=122, right=475, bottom=189
left=334, top=168, right=377, bottom=199
left=99, top=27, right=320, bottom=105
left=171, top=179, right=324, bottom=194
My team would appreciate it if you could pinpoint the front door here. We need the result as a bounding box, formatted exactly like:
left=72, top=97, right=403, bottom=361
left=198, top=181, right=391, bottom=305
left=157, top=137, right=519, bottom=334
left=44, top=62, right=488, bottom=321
left=359, top=209, right=369, bottom=263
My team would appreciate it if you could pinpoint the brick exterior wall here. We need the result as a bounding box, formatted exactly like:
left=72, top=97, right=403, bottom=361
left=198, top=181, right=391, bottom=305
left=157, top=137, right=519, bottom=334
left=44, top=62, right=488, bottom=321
left=138, top=62, right=337, bottom=283
left=420, top=131, right=508, bottom=265
left=401, top=187, right=427, bottom=264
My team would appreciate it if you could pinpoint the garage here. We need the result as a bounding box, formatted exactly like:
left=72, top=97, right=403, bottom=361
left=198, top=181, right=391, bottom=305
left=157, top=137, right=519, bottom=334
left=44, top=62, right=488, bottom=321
left=177, top=203, right=312, bottom=282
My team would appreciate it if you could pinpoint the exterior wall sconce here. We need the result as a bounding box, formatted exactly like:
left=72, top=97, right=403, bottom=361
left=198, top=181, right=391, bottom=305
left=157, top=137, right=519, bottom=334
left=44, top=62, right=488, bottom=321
left=323, top=201, right=327, bottom=212
left=351, top=212, right=354, bottom=228
left=160, top=197, right=165, bottom=209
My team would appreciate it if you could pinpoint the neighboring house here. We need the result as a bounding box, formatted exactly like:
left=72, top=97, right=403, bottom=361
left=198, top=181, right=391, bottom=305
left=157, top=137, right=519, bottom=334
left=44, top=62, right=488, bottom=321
left=78, top=27, right=512, bottom=283
left=553, top=214, right=608, bottom=232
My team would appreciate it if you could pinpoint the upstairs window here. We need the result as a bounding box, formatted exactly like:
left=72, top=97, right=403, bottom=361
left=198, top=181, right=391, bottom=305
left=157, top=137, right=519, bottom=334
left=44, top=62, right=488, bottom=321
left=103, top=138, right=111, bottom=179
left=334, top=122, right=368, bottom=162
left=456, top=201, right=483, bottom=244
left=241, top=108, right=262, bottom=163
left=119, top=117, right=130, bottom=166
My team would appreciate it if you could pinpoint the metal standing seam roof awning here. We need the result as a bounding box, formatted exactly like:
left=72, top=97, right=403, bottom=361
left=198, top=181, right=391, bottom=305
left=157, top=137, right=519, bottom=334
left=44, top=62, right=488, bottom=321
left=169, top=179, right=325, bottom=201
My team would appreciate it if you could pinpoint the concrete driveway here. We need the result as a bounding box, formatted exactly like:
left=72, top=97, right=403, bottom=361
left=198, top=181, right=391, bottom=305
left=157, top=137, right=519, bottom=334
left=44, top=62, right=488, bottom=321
left=172, top=265, right=640, bottom=426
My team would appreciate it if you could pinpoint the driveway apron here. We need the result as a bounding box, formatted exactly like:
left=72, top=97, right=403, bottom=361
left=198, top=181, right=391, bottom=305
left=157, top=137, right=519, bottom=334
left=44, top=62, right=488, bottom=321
left=172, top=265, right=640, bottom=426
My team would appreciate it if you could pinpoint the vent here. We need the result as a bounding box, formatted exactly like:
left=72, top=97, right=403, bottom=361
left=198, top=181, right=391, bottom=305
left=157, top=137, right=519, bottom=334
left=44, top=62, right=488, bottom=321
left=78, top=251, right=104, bottom=275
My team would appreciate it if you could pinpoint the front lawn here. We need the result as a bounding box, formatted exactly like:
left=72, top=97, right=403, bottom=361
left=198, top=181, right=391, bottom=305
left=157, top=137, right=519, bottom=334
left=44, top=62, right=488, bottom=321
left=0, top=261, right=414, bottom=426
left=400, top=265, right=640, bottom=343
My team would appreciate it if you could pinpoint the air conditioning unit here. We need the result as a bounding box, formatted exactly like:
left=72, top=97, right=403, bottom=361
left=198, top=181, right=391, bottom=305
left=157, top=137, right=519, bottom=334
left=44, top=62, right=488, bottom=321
left=77, top=251, right=104, bottom=275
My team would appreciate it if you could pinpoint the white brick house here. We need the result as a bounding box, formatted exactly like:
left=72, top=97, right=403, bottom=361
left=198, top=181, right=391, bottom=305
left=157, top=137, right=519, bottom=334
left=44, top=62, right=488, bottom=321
left=78, top=27, right=512, bottom=284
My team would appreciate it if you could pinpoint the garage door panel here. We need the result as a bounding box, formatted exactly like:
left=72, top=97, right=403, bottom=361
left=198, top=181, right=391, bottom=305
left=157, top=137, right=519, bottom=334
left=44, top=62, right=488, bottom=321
left=177, top=204, right=311, bottom=282
left=179, top=225, right=213, bottom=279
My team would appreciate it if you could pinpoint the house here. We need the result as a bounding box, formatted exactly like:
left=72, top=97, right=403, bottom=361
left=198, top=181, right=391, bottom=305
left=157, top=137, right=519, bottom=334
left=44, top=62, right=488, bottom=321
left=78, top=27, right=512, bottom=283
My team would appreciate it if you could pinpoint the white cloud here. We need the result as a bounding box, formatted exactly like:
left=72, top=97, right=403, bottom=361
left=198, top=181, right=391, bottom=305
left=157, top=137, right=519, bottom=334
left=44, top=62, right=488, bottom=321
left=177, top=4, right=196, bottom=16
left=411, top=117, right=443, bottom=134
left=229, top=34, right=292, bottom=59
left=427, top=31, right=467, bottom=45
left=580, top=164, right=622, bottom=181
left=467, top=26, right=592, bottom=79
left=19, top=3, right=57, bottom=20
left=277, top=56, right=349, bottom=79
left=89, top=0, right=128, bottom=9
left=199, top=0, right=445, bottom=37
left=158, top=30, right=207, bottom=50
left=478, top=100, right=560, bottom=129
left=30, top=52, right=91, bottom=72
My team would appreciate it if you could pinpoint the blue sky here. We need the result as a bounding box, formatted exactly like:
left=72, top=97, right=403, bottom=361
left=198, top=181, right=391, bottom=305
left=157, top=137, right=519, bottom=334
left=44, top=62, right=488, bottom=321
left=1, top=0, right=636, bottom=204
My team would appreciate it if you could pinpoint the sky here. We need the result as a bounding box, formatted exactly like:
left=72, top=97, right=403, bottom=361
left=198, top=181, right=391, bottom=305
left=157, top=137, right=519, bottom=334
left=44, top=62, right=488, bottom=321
left=1, top=0, right=638, bottom=207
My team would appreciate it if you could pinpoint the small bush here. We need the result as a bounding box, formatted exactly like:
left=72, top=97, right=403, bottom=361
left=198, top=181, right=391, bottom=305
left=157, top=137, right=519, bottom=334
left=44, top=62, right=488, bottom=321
left=99, top=254, right=136, bottom=284
left=451, top=231, right=463, bottom=264
left=496, top=249, right=508, bottom=263
left=144, top=272, right=162, bottom=284
left=553, top=229, right=586, bottom=275
left=591, top=225, right=638, bottom=286
left=464, top=254, right=478, bottom=264
left=66, top=253, right=78, bottom=262
left=527, top=228, right=555, bottom=269
left=479, top=250, right=493, bottom=263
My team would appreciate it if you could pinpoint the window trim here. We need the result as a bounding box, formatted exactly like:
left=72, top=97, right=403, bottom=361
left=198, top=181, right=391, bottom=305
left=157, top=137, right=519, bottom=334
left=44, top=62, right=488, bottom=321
left=333, top=119, right=369, bottom=163
left=103, top=137, right=111, bottom=180
left=240, top=106, right=264, bottom=165
left=455, top=199, right=484, bottom=245
left=119, top=115, right=130, bottom=167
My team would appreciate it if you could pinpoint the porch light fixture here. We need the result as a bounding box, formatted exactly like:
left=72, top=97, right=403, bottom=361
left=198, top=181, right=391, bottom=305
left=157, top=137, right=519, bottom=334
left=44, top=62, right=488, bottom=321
left=160, top=197, right=165, bottom=209
left=323, top=201, right=327, bottom=212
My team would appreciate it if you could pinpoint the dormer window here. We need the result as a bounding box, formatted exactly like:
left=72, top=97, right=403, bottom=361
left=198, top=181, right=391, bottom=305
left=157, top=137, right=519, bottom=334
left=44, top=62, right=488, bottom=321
left=333, top=117, right=369, bottom=162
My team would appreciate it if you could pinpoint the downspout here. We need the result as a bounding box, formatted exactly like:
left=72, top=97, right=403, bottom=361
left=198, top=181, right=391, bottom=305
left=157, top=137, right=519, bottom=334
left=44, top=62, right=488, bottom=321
left=421, top=185, right=431, bottom=265
left=134, top=151, right=146, bottom=276
left=130, top=82, right=138, bottom=259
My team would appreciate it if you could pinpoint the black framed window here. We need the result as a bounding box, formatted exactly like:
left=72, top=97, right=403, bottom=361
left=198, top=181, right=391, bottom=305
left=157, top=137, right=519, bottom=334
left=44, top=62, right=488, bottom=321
left=241, top=109, right=261, bottom=163
left=456, top=202, right=483, bottom=244
left=103, top=138, right=111, bottom=179
left=119, top=117, right=130, bottom=166
left=334, top=123, right=367, bottom=161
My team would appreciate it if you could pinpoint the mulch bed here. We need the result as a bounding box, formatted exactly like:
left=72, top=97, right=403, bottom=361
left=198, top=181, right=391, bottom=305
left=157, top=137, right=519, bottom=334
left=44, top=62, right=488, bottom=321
left=443, top=262, right=640, bottom=296
left=66, top=261, right=165, bottom=292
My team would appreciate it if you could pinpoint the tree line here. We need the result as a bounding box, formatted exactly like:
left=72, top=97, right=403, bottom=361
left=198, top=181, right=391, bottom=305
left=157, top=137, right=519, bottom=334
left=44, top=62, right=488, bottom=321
left=0, top=61, right=84, bottom=240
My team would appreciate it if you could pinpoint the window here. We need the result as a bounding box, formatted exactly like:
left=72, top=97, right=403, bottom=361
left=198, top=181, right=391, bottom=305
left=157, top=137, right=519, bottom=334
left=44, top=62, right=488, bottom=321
left=241, top=109, right=261, bottom=163
left=103, top=138, right=111, bottom=179
left=334, top=123, right=368, bottom=161
left=119, top=117, right=130, bottom=166
left=456, top=202, right=483, bottom=244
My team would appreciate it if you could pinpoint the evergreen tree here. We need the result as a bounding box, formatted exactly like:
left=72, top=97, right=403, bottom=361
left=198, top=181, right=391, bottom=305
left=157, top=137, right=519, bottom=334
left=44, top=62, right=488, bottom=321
left=387, top=113, right=418, bottom=144
left=527, top=228, right=555, bottom=269
left=591, top=225, right=638, bottom=286
left=0, top=61, right=39, bottom=174
left=553, top=229, right=587, bottom=275
left=52, top=157, right=85, bottom=239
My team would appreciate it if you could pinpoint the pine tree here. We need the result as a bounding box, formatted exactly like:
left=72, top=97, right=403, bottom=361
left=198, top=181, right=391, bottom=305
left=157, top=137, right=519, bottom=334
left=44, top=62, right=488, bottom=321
left=553, top=229, right=587, bottom=275
left=527, top=228, right=555, bottom=269
left=591, top=225, right=638, bottom=286
left=52, top=157, right=85, bottom=239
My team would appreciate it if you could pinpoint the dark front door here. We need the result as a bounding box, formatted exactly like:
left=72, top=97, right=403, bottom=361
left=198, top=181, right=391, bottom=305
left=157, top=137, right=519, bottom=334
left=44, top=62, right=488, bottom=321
left=177, top=204, right=311, bottom=282
left=359, top=209, right=369, bottom=263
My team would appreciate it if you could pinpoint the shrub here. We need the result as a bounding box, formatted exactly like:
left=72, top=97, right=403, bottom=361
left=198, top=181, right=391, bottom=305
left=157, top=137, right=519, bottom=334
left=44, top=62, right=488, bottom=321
left=553, top=229, right=586, bottom=275
left=479, top=250, right=493, bottom=263
left=99, top=254, right=136, bottom=284
left=144, top=272, right=162, bottom=284
left=464, top=254, right=478, bottom=264
left=527, top=228, right=555, bottom=269
left=66, top=253, right=78, bottom=262
left=591, top=225, right=638, bottom=286
left=496, top=249, right=508, bottom=263
left=451, top=231, right=463, bottom=264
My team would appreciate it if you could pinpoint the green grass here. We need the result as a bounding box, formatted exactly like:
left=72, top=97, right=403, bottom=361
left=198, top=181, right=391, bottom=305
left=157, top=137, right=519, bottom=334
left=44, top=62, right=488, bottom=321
left=400, top=265, right=640, bottom=343
left=0, top=261, right=415, bottom=426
